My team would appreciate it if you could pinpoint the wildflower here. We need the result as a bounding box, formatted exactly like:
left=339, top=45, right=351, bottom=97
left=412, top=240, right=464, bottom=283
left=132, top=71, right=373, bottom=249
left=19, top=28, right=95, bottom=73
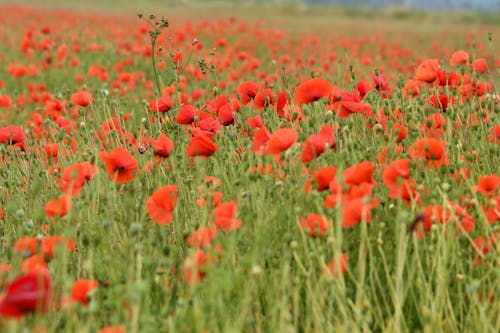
left=300, top=214, right=330, bottom=237
left=265, top=128, right=297, bottom=155
left=294, top=78, right=334, bottom=104
left=98, top=148, right=138, bottom=184
left=0, top=270, right=52, bottom=318
left=70, top=279, right=99, bottom=307
left=70, top=91, right=93, bottom=107
left=186, top=135, right=218, bottom=157
left=213, top=201, right=241, bottom=230
left=409, top=138, right=449, bottom=168
left=146, top=185, right=178, bottom=225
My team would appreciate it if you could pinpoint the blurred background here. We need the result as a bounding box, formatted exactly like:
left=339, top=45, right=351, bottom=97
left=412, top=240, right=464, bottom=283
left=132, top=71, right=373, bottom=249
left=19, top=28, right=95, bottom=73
left=216, top=0, right=500, bottom=11
left=2, top=0, right=499, bottom=11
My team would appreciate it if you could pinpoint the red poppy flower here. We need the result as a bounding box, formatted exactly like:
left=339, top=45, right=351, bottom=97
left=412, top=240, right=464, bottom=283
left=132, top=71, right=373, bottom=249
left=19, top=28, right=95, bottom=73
left=149, top=94, right=172, bottom=112
left=98, top=148, right=138, bottom=184
left=146, top=185, right=178, bottom=225
left=183, top=250, right=215, bottom=284
left=150, top=133, right=174, bottom=158
left=243, top=114, right=263, bottom=136
left=213, top=201, right=241, bottom=230
left=409, top=138, right=449, bottom=168
left=472, top=58, right=487, bottom=73
left=421, top=112, right=447, bottom=138
left=330, top=90, right=372, bottom=118
left=415, top=58, right=440, bottom=82
left=0, top=95, right=12, bottom=108
left=392, top=123, right=408, bottom=142
left=324, top=253, right=348, bottom=278
left=473, top=175, right=500, bottom=196
left=314, top=166, right=337, bottom=191
left=70, top=280, right=99, bottom=307
left=0, top=126, right=25, bottom=145
left=483, top=195, right=500, bottom=223
left=0, top=270, right=52, bottom=318
left=71, top=91, right=93, bottom=107
left=251, top=127, right=271, bottom=154
left=253, top=89, right=274, bottom=109
left=294, top=78, right=334, bottom=105
left=488, top=125, right=500, bottom=143
left=217, top=103, right=235, bottom=125
left=473, top=233, right=498, bottom=266
left=98, top=326, right=126, bottom=333
left=176, top=104, right=196, bottom=124
left=342, top=197, right=379, bottom=228
left=58, top=161, right=99, bottom=196
left=429, top=94, right=454, bottom=112
left=382, top=158, right=410, bottom=191
left=301, top=126, right=336, bottom=163
left=186, top=135, right=218, bottom=157
left=45, top=195, right=72, bottom=218
left=13, top=237, right=39, bottom=256
left=237, top=81, right=260, bottom=105
left=449, top=50, right=469, bottom=66
left=402, top=79, right=423, bottom=98
left=265, top=128, right=297, bottom=155
left=41, top=236, right=75, bottom=258
left=187, top=227, right=219, bottom=248
left=300, top=214, right=330, bottom=237
left=343, top=161, right=375, bottom=187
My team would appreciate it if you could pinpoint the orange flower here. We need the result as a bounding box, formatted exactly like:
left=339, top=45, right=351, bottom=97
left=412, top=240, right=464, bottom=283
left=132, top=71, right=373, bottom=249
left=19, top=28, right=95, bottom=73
left=14, top=237, right=39, bottom=256
left=98, top=326, right=126, bottom=333
left=472, top=58, right=487, bottom=73
left=0, top=94, right=12, bottom=108
left=294, top=78, right=334, bottom=104
left=265, top=128, right=297, bottom=155
left=324, top=253, right=348, bottom=278
left=146, top=185, right=178, bottom=225
left=71, top=279, right=99, bottom=306
left=449, top=50, right=469, bottom=66
left=45, top=195, right=72, bottom=218
left=99, top=148, right=138, bottom=184
left=415, top=58, right=439, bottom=82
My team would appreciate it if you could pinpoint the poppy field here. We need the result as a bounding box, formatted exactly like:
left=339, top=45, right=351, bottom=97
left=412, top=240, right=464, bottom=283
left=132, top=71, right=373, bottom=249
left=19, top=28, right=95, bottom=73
left=0, top=2, right=499, bottom=332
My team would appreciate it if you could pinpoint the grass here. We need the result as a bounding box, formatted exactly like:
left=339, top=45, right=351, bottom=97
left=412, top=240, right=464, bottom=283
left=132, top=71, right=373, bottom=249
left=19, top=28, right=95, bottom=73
left=0, top=1, right=499, bottom=333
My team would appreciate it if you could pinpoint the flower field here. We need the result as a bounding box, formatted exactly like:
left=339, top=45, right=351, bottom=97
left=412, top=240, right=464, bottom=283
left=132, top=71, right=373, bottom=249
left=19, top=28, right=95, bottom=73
left=0, top=2, right=499, bottom=332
